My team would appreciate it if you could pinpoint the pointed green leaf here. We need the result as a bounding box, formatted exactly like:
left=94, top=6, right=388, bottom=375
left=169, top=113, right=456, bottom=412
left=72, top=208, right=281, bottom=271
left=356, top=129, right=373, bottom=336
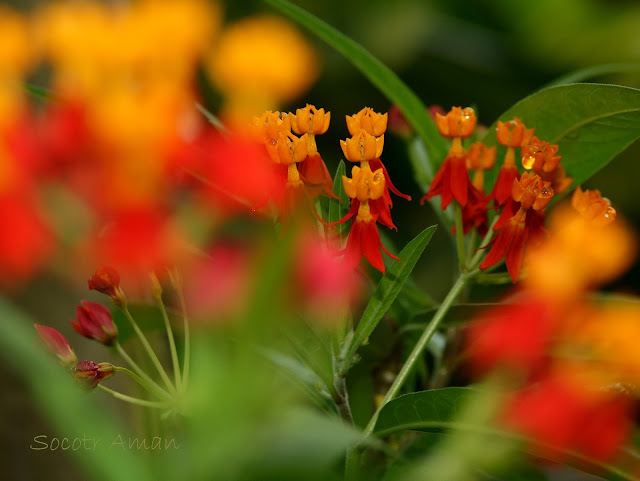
left=266, top=0, right=447, bottom=177
left=482, top=83, right=640, bottom=194
left=328, top=160, right=349, bottom=238
left=544, top=63, right=640, bottom=89
left=374, top=387, right=473, bottom=438
left=375, top=387, right=640, bottom=481
left=342, top=225, right=437, bottom=369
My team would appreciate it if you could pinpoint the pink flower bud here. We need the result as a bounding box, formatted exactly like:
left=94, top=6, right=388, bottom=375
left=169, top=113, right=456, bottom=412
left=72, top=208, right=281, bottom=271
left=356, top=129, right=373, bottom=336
left=71, top=301, right=118, bottom=345
left=34, top=324, right=77, bottom=368
left=88, top=266, right=121, bottom=300
left=72, top=361, right=115, bottom=391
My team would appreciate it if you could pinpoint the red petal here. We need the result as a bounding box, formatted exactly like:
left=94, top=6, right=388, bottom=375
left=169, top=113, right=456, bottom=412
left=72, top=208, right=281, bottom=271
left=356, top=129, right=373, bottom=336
left=450, top=155, right=469, bottom=206
left=370, top=158, right=412, bottom=201
left=360, top=221, right=386, bottom=273
left=505, top=220, right=527, bottom=282
left=298, top=153, right=338, bottom=200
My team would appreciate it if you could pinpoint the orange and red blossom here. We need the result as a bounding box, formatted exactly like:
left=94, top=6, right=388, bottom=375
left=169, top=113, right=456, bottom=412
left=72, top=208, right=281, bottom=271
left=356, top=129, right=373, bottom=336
left=88, top=266, right=121, bottom=300
left=571, top=186, right=616, bottom=227
left=339, top=165, right=399, bottom=273
left=496, top=118, right=534, bottom=149
left=522, top=136, right=573, bottom=194
left=421, top=154, right=471, bottom=209
left=71, top=301, right=118, bottom=345
left=72, top=360, right=115, bottom=391
left=434, top=106, right=476, bottom=139
left=34, top=324, right=77, bottom=369
left=289, top=104, right=336, bottom=200
left=467, top=142, right=496, bottom=191
left=480, top=173, right=554, bottom=282
left=346, top=107, right=388, bottom=137
left=340, top=129, right=384, bottom=164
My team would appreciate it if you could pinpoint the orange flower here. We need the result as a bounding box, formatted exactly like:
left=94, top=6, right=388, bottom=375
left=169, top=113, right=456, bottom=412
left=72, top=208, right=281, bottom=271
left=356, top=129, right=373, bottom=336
left=571, top=186, right=615, bottom=227
left=521, top=137, right=561, bottom=173
left=480, top=173, right=553, bottom=282
left=467, top=142, right=496, bottom=191
left=290, top=104, right=330, bottom=137
left=345, top=107, right=388, bottom=137
left=496, top=118, right=534, bottom=148
left=421, top=154, right=471, bottom=209
left=434, top=106, right=476, bottom=139
left=336, top=165, right=399, bottom=273
left=340, top=129, right=384, bottom=163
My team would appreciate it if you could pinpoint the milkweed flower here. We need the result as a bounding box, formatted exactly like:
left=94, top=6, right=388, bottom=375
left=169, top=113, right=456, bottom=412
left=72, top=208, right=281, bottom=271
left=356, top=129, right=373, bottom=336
left=489, top=118, right=534, bottom=206
left=34, top=324, right=77, bottom=369
left=289, top=104, right=336, bottom=199
left=71, top=301, right=118, bottom=346
left=339, top=165, right=399, bottom=273
left=88, top=266, right=121, bottom=300
left=72, top=360, right=115, bottom=391
left=480, top=172, right=554, bottom=282
left=208, top=16, right=317, bottom=125
left=421, top=106, right=476, bottom=209
left=521, top=136, right=573, bottom=194
left=341, top=107, right=411, bottom=230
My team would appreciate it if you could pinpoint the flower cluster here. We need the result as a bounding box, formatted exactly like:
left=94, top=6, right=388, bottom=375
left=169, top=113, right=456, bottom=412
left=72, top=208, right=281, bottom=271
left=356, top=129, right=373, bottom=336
left=334, top=108, right=411, bottom=273
left=250, top=105, right=336, bottom=225
left=467, top=188, right=638, bottom=461
left=422, top=106, right=574, bottom=282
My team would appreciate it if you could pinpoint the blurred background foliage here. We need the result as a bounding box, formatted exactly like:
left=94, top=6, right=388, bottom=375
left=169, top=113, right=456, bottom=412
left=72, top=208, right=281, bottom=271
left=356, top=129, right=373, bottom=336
left=3, top=0, right=640, bottom=479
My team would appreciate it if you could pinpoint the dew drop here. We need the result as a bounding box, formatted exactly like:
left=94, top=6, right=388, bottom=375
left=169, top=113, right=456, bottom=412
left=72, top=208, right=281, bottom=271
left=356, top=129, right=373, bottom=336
left=522, top=155, right=536, bottom=169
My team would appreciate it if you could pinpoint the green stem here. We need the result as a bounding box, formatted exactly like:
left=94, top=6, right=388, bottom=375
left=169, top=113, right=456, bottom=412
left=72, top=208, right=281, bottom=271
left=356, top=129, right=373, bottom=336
left=363, top=272, right=473, bottom=436
left=170, top=270, right=191, bottom=392
left=469, top=215, right=500, bottom=269
left=121, top=305, right=177, bottom=395
left=454, top=203, right=467, bottom=271
left=113, top=366, right=173, bottom=402
left=97, top=385, right=170, bottom=409
left=114, top=342, right=173, bottom=401
left=154, top=292, right=182, bottom=392
left=344, top=448, right=361, bottom=481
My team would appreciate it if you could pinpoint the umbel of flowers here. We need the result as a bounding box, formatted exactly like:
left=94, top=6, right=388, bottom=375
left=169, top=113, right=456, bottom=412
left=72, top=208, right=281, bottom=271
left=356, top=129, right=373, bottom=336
left=251, top=105, right=335, bottom=224
left=333, top=108, right=411, bottom=273
left=422, top=106, right=573, bottom=282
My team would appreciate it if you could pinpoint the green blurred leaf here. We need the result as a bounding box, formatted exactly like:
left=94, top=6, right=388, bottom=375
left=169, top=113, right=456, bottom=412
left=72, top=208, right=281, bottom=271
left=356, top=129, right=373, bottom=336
left=0, top=296, right=153, bottom=481
left=544, top=63, right=640, bottom=88
left=482, top=83, right=640, bottom=194
left=266, top=0, right=448, bottom=177
left=375, top=388, right=640, bottom=481
left=374, top=387, right=473, bottom=438
left=327, top=160, right=349, bottom=239
left=342, top=225, right=437, bottom=370
left=24, top=82, right=52, bottom=100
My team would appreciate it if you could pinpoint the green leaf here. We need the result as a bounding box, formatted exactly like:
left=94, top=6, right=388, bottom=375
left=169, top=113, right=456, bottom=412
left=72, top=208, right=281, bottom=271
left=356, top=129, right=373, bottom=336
left=327, top=160, right=349, bottom=240
left=482, top=83, right=640, bottom=194
left=374, top=387, right=473, bottom=438
left=24, top=82, right=52, bottom=100
left=544, top=63, right=640, bottom=89
left=266, top=0, right=448, bottom=178
left=341, top=225, right=437, bottom=370
left=195, top=102, right=228, bottom=133
left=0, top=296, right=154, bottom=481
left=375, top=387, right=640, bottom=481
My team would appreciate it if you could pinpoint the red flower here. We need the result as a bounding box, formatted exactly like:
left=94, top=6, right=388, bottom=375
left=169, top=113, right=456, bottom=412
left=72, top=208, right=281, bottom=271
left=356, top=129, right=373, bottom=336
left=489, top=163, right=520, bottom=206
left=72, top=360, right=115, bottom=391
left=88, top=266, right=121, bottom=300
left=341, top=216, right=399, bottom=273
left=501, top=374, right=631, bottom=461
left=71, top=301, right=118, bottom=345
left=421, top=154, right=471, bottom=209
left=480, top=173, right=553, bottom=282
left=457, top=185, right=489, bottom=236
left=34, top=324, right=77, bottom=368
left=466, top=296, right=553, bottom=376
left=298, top=152, right=338, bottom=200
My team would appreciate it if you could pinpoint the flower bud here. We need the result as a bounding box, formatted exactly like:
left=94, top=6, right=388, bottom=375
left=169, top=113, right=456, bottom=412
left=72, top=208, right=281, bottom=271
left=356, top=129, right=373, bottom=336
left=72, top=361, right=115, bottom=391
left=88, top=266, right=120, bottom=300
left=71, top=301, right=118, bottom=345
left=34, top=324, right=77, bottom=369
